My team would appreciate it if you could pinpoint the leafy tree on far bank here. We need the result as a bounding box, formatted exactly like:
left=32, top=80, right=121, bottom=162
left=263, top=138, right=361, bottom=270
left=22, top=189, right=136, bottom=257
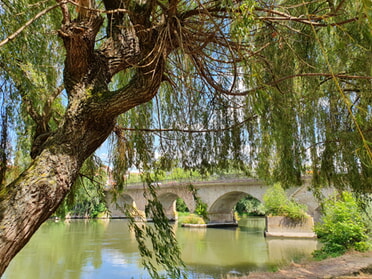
left=235, top=196, right=265, bottom=216
left=176, top=198, right=189, bottom=213
left=55, top=156, right=108, bottom=218
left=0, top=0, right=371, bottom=277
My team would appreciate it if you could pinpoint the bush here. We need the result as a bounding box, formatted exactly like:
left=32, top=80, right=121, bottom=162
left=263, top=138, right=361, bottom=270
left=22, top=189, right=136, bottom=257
left=178, top=214, right=205, bottom=225
left=194, top=199, right=208, bottom=221
left=313, top=191, right=370, bottom=260
left=91, top=202, right=107, bottom=218
left=263, top=183, right=308, bottom=222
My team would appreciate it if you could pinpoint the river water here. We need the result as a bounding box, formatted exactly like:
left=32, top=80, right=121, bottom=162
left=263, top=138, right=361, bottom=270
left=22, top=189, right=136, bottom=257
left=3, top=217, right=318, bottom=279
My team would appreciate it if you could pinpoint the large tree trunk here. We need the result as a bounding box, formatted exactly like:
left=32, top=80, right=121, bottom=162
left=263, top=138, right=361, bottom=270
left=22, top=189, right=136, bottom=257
left=0, top=1, right=166, bottom=274
left=0, top=145, right=82, bottom=274
left=0, top=93, right=117, bottom=274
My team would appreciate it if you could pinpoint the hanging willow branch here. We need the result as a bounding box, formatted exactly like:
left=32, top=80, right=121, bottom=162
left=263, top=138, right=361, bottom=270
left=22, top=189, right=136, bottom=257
left=125, top=176, right=187, bottom=279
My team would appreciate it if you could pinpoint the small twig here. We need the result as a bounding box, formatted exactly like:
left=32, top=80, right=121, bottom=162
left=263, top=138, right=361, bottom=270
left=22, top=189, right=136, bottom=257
left=78, top=173, right=105, bottom=197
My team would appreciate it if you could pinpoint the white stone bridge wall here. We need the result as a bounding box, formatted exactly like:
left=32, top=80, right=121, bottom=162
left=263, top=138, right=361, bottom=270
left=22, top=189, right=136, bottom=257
left=105, top=178, right=331, bottom=223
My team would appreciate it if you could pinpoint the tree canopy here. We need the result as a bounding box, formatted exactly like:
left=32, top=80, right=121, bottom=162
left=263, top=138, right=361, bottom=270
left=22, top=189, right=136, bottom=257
left=0, top=0, right=371, bottom=276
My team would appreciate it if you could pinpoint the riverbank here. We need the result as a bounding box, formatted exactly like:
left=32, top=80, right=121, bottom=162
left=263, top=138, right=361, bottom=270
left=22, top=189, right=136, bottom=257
left=238, top=251, right=372, bottom=279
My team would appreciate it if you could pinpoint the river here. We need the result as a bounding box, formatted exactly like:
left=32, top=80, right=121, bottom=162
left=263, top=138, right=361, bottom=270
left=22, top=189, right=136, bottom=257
left=3, top=217, right=318, bottom=279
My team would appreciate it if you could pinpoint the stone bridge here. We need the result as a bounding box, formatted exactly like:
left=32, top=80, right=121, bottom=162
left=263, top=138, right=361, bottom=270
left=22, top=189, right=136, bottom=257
left=105, top=178, right=331, bottom=224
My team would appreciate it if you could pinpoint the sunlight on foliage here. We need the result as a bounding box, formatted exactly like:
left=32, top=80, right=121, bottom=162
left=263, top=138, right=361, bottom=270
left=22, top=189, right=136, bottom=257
left=0, top=0, right=371, bottom=275
left=263, top=183, right=308, bottom=222
left=313, top=191, right=371, bottom=260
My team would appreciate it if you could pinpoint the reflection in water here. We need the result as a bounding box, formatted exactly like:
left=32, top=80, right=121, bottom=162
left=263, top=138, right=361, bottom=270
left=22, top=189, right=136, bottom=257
left=3, top=217, right=318, bottom=279
left=178, top=218, right=318, bottom=278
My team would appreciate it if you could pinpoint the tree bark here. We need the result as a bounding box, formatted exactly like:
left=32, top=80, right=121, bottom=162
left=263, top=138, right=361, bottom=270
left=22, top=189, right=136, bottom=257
left=0, top=145, right=80, bottom=274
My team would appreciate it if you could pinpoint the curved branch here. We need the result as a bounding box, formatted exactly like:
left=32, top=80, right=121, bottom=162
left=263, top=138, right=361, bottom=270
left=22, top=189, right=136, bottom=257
left=57, top=0, right=71, bottom=24
left=96, top=61, right=166, bottom=120
left=257, top=15, right=360, bottom=26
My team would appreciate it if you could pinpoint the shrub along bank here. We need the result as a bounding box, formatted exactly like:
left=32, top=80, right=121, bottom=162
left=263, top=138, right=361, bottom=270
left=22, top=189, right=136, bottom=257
left=313, top=191, right=371, bottom=260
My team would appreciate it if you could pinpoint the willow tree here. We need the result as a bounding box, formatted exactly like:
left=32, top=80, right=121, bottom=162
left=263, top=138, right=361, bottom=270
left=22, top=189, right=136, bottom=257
left=0, top=0, right=371, bottom=276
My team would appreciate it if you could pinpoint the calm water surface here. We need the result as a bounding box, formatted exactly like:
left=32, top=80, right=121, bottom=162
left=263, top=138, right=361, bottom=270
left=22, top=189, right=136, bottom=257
left=3, top=218, right=318, bottom=279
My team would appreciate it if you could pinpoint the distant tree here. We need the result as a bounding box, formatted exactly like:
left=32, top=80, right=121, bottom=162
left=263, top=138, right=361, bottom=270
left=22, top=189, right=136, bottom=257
left=0, top=0, right=371, bottom=276
left=176, top=198, right=189, bottom=213
left=235, top=195, right=265, bottom=216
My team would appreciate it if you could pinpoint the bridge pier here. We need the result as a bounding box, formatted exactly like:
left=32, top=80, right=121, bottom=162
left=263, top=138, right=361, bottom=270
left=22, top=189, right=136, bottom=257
left=105, top=192, right=146, bottom=221
left=163, top=200, right=177, bottom=221
left=207, top=212, right=236, bottom=224
left=158, top=193, right=179, bottom=221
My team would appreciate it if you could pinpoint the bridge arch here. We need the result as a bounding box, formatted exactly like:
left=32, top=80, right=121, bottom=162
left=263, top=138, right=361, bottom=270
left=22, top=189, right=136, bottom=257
left=208, top=191, right=261, bottom=223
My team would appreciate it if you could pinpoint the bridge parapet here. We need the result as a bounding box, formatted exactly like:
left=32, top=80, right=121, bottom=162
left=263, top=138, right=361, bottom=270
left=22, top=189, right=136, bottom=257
left=105, top=177, right=329, bottom=224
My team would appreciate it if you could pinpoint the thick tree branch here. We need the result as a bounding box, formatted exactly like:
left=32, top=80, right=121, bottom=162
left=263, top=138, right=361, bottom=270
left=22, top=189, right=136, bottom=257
left=57, top=0, right=71, bottom=24
left=58, top=12, right=104, bottom=93
left=99, top=63, right=166, bottom=120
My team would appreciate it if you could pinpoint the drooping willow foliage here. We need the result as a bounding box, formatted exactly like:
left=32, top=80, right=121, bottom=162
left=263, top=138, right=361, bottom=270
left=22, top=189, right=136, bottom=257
left=107, top=0, right=372, bottom=193
left=0, top=1, right=369, bottom=189
left=125, top=177, right=187, bottom=279
left=0, top=0, right=371, bottom=276
left=0, top=0, right=65, bottom=171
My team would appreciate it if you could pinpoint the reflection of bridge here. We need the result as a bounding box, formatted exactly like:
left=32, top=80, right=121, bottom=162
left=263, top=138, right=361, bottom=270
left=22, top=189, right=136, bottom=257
left=105, top=178, right=329, bottom=224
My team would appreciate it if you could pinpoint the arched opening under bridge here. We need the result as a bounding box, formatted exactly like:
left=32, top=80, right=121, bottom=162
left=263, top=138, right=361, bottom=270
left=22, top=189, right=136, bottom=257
left=208, top=191, right=263, bottom=224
